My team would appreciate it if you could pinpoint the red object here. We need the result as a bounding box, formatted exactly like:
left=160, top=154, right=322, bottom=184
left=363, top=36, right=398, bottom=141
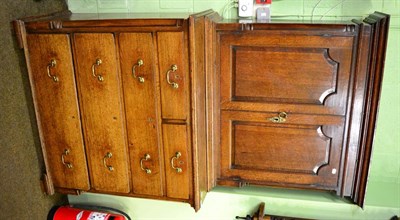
left=48, top=206, right=126, bottom=220
left=256, top=0, right=272, bottom=4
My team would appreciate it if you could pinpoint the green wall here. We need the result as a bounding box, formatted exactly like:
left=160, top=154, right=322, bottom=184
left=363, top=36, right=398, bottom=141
left=68, top=0, right=400, bottom=219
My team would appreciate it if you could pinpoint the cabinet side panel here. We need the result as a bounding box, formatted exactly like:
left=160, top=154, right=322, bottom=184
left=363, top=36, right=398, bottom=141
left=119, top=32, right=163, bottom=196
left=73, top=33, right=130, bottom=193
left=26, top=34, right=90, bottom=190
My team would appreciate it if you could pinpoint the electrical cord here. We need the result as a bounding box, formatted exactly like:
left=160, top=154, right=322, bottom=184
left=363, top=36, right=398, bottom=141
left=221, top=0, right=239, bottom=19
left=319, top=0, right=347, bottom=20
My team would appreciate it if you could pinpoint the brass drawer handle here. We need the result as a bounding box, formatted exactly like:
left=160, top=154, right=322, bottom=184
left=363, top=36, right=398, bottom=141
left=140, top=153, right=152, bottom=174
left=46, top=59, right=59, bottom=82
left=268, top=112, right=288, bottom=123
left=132, top=59, right=145, bottom=83
left=166, top=64, right=179, bottom=89
left=103, top=152, right=114, bottom=171
left=61, top=149, right=72, bottom=169
left=91, top=58, right=104, bottom=82
left=171, top=151, right=183, bottom=173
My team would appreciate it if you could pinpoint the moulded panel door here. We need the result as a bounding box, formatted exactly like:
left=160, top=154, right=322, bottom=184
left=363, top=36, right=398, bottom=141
left=73, top=33, right=130, bottom=193
left=26, top=34, right=89, bottom=190
left=163, top=124, right=190, bottom=200
left=219, top=33, right=354, bottom=116
left=157, top=32, right=189, bottom=120
left=219, top=111, right=344, bottom=190
left=119, top=32, right=163, bottom=196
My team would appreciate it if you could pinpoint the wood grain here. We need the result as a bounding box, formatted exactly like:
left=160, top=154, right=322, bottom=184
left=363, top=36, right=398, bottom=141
left=163, top=124, right=190, bottom=200
left=26, top=34, right=90, bottom=190
left=157, top=31, right=188, bottom=120
left=73, top=33, right=130, bottom=193
left=119, top=32, right=163, bottom=196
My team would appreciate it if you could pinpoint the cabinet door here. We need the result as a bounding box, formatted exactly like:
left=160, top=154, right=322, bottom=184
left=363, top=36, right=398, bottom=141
left=26, top=34, right=89, bottom=190
left=157, top=32, right=189, bottom=120
left=119, top=33, right=163, bottom=196
left=219, top=111, right=344, bottom=190
left=73, top=33, right=130, bottom=193
left=163, top=124, right=190, bottom=200
left=219, top=33, right=354, bottom=116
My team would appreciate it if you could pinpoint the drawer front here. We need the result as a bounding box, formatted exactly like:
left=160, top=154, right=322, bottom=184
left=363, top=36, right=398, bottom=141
left=73, top=33, right=130, bottom=193
left=163, top=124, right=191, bottom=200
left=219, top=33, right=354, bottom=115
left=157, top=32, right=189, bottom=120
left=119, top=33, right=163, bottom=196
left=219, top=111, right=344, bottom=190
left=27, top=34, right=89, bottom=190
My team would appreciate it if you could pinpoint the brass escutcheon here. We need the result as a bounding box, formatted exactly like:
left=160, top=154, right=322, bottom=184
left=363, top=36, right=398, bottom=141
left=268, top=112, right=288, bottom=123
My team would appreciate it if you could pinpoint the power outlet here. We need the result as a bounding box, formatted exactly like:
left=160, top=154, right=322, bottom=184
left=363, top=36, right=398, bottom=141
left=238, top=0, right=254, bottom=17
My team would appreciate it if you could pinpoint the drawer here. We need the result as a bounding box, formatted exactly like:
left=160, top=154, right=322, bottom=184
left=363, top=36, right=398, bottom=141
left=219, top=33, right=354, bottom=116
left=218, top=110, right=345, bottom=190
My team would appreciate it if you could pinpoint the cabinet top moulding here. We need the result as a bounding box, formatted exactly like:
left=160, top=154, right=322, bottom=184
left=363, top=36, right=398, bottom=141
left=12, top=10, right=194, bottom=39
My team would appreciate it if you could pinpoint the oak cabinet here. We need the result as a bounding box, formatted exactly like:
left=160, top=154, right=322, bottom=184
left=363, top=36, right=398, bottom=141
left=14, top=10, right=213, bottom=210
left=217, top=32, right=353, bottom=191
left=205, top=12, right=390, bottom=206
left=15, top=10, right=389, bottom=209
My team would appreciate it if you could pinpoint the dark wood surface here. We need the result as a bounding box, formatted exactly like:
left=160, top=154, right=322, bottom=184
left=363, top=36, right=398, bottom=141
left=207, top=12, right=390, bottom=207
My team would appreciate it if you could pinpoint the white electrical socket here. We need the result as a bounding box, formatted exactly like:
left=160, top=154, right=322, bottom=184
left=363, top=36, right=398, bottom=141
left=238, top=0, right=254, bottom=17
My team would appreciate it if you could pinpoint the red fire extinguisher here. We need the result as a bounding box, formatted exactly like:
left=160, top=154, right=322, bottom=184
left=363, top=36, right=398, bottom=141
left=48, top=205, right=130, bottom=220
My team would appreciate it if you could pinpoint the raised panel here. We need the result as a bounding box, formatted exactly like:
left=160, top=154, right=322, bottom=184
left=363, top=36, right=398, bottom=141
left=219, top=111, right=344, bottom=189
left=157, top=32, right=189, bottom=120
left=26, top=34, right=89, bottom=190
left=219, top=33, right=354, bottom=115
left=233, top=124, right=331, bottom=175
left=73, top=33, right=130, bottom=193
left=233, top=47, right=338, bottom=104
left=119, top=32, right=163, bottom=196
left=163, top=124, right=191, bottom=200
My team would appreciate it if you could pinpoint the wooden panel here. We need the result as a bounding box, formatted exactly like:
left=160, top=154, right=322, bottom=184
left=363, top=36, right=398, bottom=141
left=233, top=47, right=338, bottom=104
left=219, top=33, right=354, bottom=115
left=233, top=124, right=331, bottom=174
left=26, top=34, right=89, bottom=190
left=119, top=33, right=163, bottom=196
left=219, top=110, right=344, bottom=189
left=163, top=124, right=190, bottom=200
left=73, top=33, right=130, bottom=193
left=157, top=32, right=188, bottom=120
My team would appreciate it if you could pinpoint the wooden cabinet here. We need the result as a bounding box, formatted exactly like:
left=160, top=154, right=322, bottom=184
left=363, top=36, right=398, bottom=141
left=14, top=10, right=389, bottom=209
left=217, top=32, right=353, bottom=190
left=14, top=10, right=214, bottom=210
left=205, top=12, right=390, bottom=206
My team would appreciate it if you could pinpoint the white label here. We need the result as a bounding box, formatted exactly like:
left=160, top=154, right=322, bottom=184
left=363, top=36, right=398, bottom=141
left=76, top=211, right=83, bottom=220
left=88, top=212, right=109, bottom=220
